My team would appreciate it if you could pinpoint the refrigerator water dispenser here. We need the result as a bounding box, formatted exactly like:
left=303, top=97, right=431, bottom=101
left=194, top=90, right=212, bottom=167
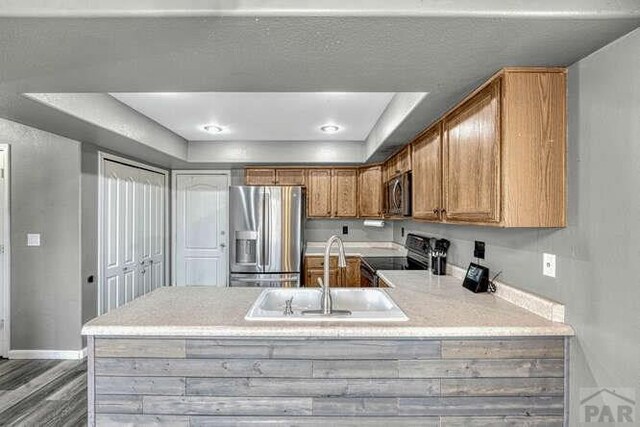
left=235, top=230, right=258, bottom=265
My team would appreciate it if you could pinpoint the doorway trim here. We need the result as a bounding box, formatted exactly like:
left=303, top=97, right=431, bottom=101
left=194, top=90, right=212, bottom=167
left=97, top=152, right=170, bottom=314
left=0, top=144, right=10, bottom=358
left=171, top=170, right=230, bottom=286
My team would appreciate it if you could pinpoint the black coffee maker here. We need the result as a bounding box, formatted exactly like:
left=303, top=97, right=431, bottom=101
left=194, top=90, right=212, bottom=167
left=431, top=238, right=450, bottom=275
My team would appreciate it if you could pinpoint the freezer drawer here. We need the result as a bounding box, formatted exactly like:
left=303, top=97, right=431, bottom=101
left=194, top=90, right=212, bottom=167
left=229, top=273, right=301, bottom=288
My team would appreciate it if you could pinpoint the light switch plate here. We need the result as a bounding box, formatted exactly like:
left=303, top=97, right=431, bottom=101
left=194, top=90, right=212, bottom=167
left=543, top=253, right=556, bottom=278
left=27, top=233, right=41, bottom=247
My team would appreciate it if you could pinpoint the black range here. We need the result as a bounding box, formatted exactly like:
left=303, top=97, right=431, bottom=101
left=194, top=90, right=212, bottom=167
left=360, top=234, right=432, bottom=287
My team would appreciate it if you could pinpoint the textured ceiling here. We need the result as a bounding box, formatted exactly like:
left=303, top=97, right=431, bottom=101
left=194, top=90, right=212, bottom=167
left=0, top=7, right=638, bottom=165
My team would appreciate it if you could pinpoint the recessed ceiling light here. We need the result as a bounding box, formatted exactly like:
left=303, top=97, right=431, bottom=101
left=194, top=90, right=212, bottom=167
left=203, top=125, right=223, bottom=134
left=320, top=125, right=340, bottom=133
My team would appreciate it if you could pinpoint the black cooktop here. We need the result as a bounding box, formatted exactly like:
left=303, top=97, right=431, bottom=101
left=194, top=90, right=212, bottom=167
left=361, top=256, right=428, bottom=272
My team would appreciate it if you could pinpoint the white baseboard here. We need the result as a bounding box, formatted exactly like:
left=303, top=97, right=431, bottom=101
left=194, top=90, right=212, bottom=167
left=8, top=347, right=87, bottom=360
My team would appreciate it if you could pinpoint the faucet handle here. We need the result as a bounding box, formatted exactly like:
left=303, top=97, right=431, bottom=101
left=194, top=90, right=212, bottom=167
left=283, top=297, right=294, bottom=316
left=316, top=277, right=324, bottom=287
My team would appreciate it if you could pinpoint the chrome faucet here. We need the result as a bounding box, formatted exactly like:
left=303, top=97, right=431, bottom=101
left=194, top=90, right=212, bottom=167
left=321, top=235, right=347, bottom=314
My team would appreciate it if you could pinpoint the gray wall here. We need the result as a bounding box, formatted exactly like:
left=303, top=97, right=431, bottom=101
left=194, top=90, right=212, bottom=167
left=0, top=118, right=83, bottom=351
left=394, top=27, right=640, bottom=423
left=306, top=219, right=393, bottom=243
left=189, top=140, right=365, bottom=164
left=81, top=143, right=99, bottom=328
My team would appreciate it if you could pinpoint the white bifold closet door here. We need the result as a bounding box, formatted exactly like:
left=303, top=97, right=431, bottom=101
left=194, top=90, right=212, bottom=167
left=101, top=160, right=166, bottom=315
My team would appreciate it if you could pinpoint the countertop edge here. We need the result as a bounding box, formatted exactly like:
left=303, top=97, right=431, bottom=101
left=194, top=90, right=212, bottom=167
left=82, top=324, right=574, bottom=338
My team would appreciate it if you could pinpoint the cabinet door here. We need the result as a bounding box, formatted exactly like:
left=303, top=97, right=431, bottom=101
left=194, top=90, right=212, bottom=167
left=245, top=169, right=276, bottom=185
left=443, top=80, right=501, bottom=223
left=412, top=124, right=442, bottom=220
left=306, top=169, right=332, bottom=217
left=305, top=269, right=338, bottom=287
left=275, top=169, right=305, bottom=186
left=358, top=165, right=383, bottom=218
left=343, top=257, right=361, bottom=287
left=332, top=169, right=358, bottom=217
left=397, top=146, right=412, bottom=174
left=382, top=157, right=394, bottom=183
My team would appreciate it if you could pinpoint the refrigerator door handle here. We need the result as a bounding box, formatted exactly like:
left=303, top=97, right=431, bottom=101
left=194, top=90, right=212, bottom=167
left=263, top=189, right=271, bottom=268
left=233, top=276, right=297, bottom=283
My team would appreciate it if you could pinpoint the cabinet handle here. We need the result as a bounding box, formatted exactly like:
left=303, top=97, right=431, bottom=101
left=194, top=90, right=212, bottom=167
left=441, top=208, right=447, bottom=215
left=433, top=208, right=439, bottom=214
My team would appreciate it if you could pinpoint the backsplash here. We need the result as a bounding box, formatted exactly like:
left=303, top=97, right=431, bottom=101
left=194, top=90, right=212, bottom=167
left=306, top=219, right=393, bottom=242
left=392, top=220, right=562, bottom=302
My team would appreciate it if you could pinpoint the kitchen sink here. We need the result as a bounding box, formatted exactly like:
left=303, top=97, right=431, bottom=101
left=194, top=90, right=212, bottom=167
left=245, top=288, right=408, bottom=322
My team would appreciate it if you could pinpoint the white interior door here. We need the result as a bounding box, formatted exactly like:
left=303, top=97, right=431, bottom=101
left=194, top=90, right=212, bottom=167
left=175, top=174, right=228, bottom=286
left=101, top=159, right=166, bottom=315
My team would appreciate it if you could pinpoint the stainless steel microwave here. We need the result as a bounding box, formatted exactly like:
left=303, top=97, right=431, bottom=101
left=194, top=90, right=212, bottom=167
left=385, top=172, right=412, bottom=216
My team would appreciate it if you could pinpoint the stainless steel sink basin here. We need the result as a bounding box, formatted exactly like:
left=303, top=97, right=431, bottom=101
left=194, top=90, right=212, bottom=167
left=245, top=288, right=408, bottom=322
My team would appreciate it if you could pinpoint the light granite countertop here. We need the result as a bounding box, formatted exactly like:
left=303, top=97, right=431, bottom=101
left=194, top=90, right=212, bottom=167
left=82, top=270, right=574, bottom=338
left=304, top=241, right=407, bottom=258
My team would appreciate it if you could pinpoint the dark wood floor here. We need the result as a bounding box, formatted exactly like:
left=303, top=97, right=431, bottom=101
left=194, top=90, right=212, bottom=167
left=0, top=358, right=87, bottom=426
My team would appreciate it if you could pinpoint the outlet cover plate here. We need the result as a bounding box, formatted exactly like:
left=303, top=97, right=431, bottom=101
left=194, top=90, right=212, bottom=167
left=27, top=233, right=41, bottom=247
left=474, top=241, right=485, bottom=259
left=543, top=253, right=556, bottom=278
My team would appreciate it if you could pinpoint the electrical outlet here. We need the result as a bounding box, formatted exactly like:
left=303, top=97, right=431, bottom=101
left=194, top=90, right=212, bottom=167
left=342, top=225, right=349, bottom=235
left=474, top=241, right=485, bottom=259
left=543, top=253, right=556, bottom=278
left=27, top=233, right=41, bottom=247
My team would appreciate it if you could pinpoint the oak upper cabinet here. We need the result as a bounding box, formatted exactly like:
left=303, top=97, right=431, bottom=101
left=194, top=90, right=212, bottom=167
left=412, top=123, right=443, bottom=221
left=395, top=146, right=412, bottom=175
left=275, top=169, right=305, bottom=185
left=306, top=169, right=333, bottom=217
left=383, top=145, right=412, bottom=182
left=245, top=168, right=276, bottom=185
left=332, top=169, right=358, bottom=217
left=443, top=80, right=501, bottom=223
left=246, top=168, right=305, bottom=185
left=437, top=67, right=566, bottom=227
left=358, top=165, right=383, bottom=218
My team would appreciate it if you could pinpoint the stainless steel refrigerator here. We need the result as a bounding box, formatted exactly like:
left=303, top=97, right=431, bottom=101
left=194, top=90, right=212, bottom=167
left=229, top=186, right=304, bottom=287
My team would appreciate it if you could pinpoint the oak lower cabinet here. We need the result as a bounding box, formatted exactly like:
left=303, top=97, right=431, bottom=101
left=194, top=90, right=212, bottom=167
left=304, top=256, right=361, bottom=287
left=412, top=67, right=566, bottom=227
left=358, top=165, right=383, bottom=218
left=344, top=257, right=361, bottom=286
left=412, top=123, right=443, bottom=221
left=305, top=268, right=338, bottom=288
